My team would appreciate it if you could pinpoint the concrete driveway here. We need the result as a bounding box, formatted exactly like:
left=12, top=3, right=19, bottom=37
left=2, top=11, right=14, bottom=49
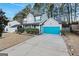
left=0, top=34, right=69, bottom=56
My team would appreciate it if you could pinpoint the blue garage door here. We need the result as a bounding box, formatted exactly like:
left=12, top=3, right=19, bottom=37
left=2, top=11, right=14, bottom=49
left=42, top=27, right=60, bottom=34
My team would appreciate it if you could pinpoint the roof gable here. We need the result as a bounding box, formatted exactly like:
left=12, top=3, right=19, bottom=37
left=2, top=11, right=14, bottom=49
left=43, top=18, right=60, bottom=26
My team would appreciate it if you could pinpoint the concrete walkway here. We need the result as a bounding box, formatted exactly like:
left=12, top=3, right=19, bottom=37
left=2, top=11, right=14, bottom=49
left=0, top=34, right=69, bottom=56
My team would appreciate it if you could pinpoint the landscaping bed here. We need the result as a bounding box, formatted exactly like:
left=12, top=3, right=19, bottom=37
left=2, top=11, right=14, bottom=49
left=0, top=32, right=33, bottom=51
left=26, top=28, right=39, bottom=35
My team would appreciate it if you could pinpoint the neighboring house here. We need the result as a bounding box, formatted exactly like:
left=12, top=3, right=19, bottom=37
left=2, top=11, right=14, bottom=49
left=4, top=21, right=20, bottom=33
left=23, top=13, right=61, bottom=35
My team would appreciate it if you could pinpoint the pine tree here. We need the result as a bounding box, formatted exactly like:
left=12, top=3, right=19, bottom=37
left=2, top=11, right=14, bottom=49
left=0, top=9, right=8, bottom=37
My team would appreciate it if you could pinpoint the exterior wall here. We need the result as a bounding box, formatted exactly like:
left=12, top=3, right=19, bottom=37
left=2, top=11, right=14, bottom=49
left=35, top=16, right=41, bottom=22
left=25, top=13, right=35, bottom=24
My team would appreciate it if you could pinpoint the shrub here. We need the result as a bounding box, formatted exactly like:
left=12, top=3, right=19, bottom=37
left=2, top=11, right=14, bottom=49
left=71, top=22, right=78, bottom=24
left=26, top=28, right=39, bottom=35
left=19, top=28, right=24, bottom=33
left=16, top=25, right=25, bottom=34
left=62, top=22, right=69, bottom=27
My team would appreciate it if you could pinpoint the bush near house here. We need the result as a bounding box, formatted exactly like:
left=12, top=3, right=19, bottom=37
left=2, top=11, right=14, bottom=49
left=71, top=22, right=78, bottom=24
left=26, top=28, right=39, bottom=35
left=16, top=25, right=25, bottom=34
left=62, top=22, right=70, bottom=27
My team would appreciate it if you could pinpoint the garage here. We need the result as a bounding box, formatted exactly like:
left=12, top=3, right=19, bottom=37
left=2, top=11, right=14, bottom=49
left=42, top=18, right=61, bottom=34
left=42, top=27, right=60, bottom=34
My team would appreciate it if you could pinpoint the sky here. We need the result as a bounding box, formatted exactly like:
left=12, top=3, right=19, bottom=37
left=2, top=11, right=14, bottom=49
left=0, top=3, right=29, bottom=20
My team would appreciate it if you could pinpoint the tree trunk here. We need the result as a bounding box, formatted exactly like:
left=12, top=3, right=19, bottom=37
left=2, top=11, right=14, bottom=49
left=51, top=11, right=52, bottom=17
left=74, top=3, right=77, bottom=22
left=70, top=4, right=73, bottom=23
left=67, top=4, right=71, bottom=25
left=0, top=33, right=2, bottom=37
